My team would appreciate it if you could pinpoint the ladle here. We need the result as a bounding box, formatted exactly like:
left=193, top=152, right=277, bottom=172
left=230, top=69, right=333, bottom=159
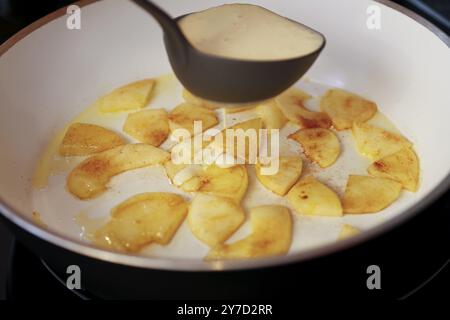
left=131, top=0, right=326, bottom=103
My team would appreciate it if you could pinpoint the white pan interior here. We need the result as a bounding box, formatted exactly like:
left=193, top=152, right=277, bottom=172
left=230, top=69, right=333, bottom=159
left=0, top=0, right=449, bottom=268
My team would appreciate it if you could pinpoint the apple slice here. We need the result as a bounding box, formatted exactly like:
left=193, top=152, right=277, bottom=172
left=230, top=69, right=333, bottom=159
left=188, top=193, right=245, bottom=247
left=59, top=122, right=124, bottom=156
left=367, top=147, right=419, bottom=192
left=352, top=122, right=411, bottom=160
left=255, top=100, right=288, bottom=129
left=320, top=89, right=377, bottom=130
left=287, top=176, right=343, bottom=216
left=289, top=128, right=340, bottom=168
left=168, top=103, right=218, bottom=136
left=255, top=156, right=303, bottom=195
left=207, top=205, right=292, bottom=260
left=164, top=160, right=187, bottom=184
left=123, top=109, right=169, bottom=146
left=225, top=104, right=257, bottom=114
left=97, top=79, right=155, bottom=112
left=276, top=87, right=331, bottom=128
left=342, top=175, right=402, bottom=213
left=180, top=164, right=248, bottom=203
left=210, top=118, right=263, bottom=164
left=182, top=88, right=226, bottom=109
left=338, top=224, right=361, bottom=239
left=94, top=192, right=188, bottom=252
left=67, top=143, right=170, bottom=199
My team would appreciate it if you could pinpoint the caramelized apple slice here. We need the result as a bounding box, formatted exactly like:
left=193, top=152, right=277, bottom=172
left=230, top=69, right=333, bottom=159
left=164, top=160, right=187, bottom=184
left=367, top=147, right=419, bottom=192
left=97, top=79, right=155, bottom=112
left=181, top=165, right=248, bottom=203
left=207, top=205, right=292, bottom=260
left=168, top=103, right=218, bottom=136
left=352, top=122, right=411, bottom=160
left=209, top=118, right=263, bottom=164
left=225, top=104, right=257, bottom=114
left=255, top=156, right=302, bottom=195
left=276, top=88, right=331, bottom=128
left=123, top=109, right=169, bottom=146
left=320, top=89, right=377, bottom=130
left=289, top=128, right=340, bottom=168
left=182, top=88, right=226, bottom=110
left=59, top=123, right=124, bottom=156
left=339, top=224, right=361, bottom=239
left=67, top=143, right=169, bottom=199
left=188, top=193, right=245, bottom=247
left=94, top=193, right=188, bottom=252
left=255, top=100, right=288, bottom=129
left=287, top=176, right=343, bottom=217
left=342, top=175, right=402, bottom=213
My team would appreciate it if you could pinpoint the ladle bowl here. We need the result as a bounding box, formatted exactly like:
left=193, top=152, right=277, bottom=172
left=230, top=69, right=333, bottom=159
left=132, top=0, right=326, bottom=103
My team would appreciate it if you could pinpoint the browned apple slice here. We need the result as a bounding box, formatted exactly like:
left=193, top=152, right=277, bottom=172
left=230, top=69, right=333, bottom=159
left=59, top=123, right=124, bottom=156
left=320, top=89, right=377, bottom=130
left=168, top=103, right=218, bottom=136
left=255, top=156, right=302, bottom=195
left=352, top=122, right=411, bottom=160
left=287, top=176, right=343, bottom=217
left=97, top=79, right=155, bottom=112
left=180, top=165, right=248, bottom=203
left=123, top=109, right=169, bottom=146
left=94, top=193, right=188, bottom=252
left=276, top=88, right=331, bottom=128
left=367, top=147, right=419, bottom=192
left=207, top=205, right=292, bottom=260
left=67, top=143, right=169, bottom=199
left=342, top=175, right=402, bottom=213
left=188, top=193, right=245, bottom=247
left=338, top=224, right=361, bottom=239
left=289, top=128, right=340, bottom=168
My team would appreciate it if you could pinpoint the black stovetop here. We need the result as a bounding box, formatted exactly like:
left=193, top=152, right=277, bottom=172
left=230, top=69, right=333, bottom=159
left=1, top=189, right=449, bottom=301
left=0, top=0, right=449, bottom=301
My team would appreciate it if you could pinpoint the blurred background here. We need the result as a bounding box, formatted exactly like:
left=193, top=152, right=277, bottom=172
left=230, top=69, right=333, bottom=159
left=0, top=0, right=449, bottom=42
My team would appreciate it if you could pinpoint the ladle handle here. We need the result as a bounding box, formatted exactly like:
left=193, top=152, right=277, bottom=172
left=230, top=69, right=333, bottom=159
left=131, top=0, right=188, bottom=65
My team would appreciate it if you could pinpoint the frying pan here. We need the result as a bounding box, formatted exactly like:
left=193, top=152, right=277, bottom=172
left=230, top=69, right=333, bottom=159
left=0, top=0, right=449, bottom=298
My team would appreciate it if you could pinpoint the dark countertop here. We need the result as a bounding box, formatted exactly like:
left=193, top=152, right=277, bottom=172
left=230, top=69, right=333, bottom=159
left=0, top=222, right=12, bottom=299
